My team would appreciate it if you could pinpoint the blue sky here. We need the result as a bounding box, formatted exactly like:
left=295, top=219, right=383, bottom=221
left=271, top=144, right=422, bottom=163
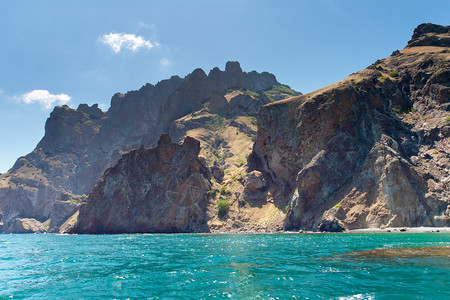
left=0, top=0, right=448, bottom=173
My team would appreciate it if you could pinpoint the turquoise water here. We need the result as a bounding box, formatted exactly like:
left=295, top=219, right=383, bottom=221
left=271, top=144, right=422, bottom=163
left=0, top=233, right=449, bottom=299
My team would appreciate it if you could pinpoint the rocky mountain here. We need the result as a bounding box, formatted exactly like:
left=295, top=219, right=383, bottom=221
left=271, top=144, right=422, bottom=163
left=66, top=134, right=211, bottom=234
left=2, top=24, right=448, bottom=234
left=0, top=61, right=298, bottom=233
left=250, top=23, right=449, bottom=231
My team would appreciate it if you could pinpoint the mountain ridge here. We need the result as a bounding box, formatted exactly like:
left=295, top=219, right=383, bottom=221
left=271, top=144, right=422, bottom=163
left=1, top=23, right=448, bottom=234
left=0, top=61, right=296, bottom=233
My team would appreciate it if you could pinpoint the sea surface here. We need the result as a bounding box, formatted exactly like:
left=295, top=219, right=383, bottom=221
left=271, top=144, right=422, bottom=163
left=0, top=233, right=449, bottom=299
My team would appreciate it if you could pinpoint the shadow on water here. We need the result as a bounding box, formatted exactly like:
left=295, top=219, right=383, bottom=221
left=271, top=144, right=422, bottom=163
left=333, top=245, right=450, bottom=259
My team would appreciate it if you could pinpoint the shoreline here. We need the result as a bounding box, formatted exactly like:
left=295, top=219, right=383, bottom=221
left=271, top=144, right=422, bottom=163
left=208, top=226, right=450, bottom=235
left=345, top=226, right=449, bottom=233
left=3, top=226, right=449, bottom=235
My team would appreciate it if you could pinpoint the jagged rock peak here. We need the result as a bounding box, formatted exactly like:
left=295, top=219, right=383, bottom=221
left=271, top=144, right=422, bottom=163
left=407, top=23, right=450, bottom=47
left=225, top=61, right=243, bottom=74
left=69, top=134, right=210, bottom=234
left=77, top=103, right=104, bottom=119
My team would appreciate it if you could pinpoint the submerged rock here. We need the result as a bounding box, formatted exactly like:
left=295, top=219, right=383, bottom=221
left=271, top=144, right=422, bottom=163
left=341, top=246, right=450, bottom=259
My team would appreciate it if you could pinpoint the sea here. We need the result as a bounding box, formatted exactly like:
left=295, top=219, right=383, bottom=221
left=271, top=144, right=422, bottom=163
left=0, top=233, right=449, bottom=299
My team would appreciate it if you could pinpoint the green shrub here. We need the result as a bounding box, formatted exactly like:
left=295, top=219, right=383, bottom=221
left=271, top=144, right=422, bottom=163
left=217, top=199, right=230, bottom=218
left=445, top=116, right=450, bottom=122
left=389, top=70, right=399, bottom=78
left=68, top=198, right=80, bottom=204
left=240, top=198, right=248, bottom=207
left=262, top=91, right=274, bottom=102
left=206, top=188, right=217, bottom=198
left=219, top=186, right=232, bottom=196
left=238, top=88, right=259, bottom=98
left=391, top=107, right=401, bottom=114
left=272, top=84, right=298, bottom=96
left=378, top=76, right=387, bottom=84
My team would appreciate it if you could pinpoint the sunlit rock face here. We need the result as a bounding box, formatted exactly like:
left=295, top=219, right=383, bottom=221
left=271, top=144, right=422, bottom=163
left=0, top=62, right=283, bottom=233
left=250, top=23, right=449, bottom=231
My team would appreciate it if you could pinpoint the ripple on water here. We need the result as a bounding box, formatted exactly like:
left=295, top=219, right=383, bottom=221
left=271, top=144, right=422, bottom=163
left=0, top=233, right=448, bottom=298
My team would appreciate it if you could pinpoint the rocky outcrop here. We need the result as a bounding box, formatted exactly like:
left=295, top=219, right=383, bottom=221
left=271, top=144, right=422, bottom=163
left=242, top=171, right=267, bottom=201
left=70, top=134, right=211, bottom=234
left=407, top=23, right=450, bottom=47
left=0, top=62, right=284, bottom=233
left=251, top=23, right=450, bottom=231
left=11, top=218, right=47, bottom=234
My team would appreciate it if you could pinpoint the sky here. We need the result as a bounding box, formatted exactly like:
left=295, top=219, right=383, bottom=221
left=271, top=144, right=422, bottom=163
left=0, top=0, right=449, bottom=173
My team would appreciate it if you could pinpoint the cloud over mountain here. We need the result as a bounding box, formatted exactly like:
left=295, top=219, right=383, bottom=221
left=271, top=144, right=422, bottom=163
left=19, top=89, right=71, bottom=109
left=100, top=33, right=158, bottom=53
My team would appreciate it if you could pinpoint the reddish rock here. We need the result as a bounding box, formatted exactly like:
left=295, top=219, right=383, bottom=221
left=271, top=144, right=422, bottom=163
left=251, top=23, right=450, bottom=231
left=0, top=62, right=279, bottom=233
left=70, top=134, right=211, bottom=234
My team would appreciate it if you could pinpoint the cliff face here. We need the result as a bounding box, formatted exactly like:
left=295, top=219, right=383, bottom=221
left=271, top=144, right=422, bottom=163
left=250, top=23, right=450, bottom=231
left=68, top=134, right=211, bottom=234
left=2, top=24, right=447, bottom=234
left=0, top=61, right=291, bottom=233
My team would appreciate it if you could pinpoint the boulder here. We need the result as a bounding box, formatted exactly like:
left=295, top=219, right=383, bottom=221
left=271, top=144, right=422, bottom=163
left=70, top=134, right=211, bottom=234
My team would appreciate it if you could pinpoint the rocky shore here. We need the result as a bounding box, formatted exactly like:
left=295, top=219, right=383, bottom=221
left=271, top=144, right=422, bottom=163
left=1, top=24, right=449, bottom=234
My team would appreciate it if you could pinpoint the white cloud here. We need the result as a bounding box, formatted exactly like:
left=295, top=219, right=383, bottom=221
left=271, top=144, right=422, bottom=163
left=19, top=90, right=71, bottom=109
left=138, top=22, right=154, bottom=30
left=160, top=58, right=171, bottom=67
left=100, top=33, right=157, bottom=53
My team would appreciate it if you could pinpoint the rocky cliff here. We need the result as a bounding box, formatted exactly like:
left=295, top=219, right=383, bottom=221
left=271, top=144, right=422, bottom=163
left=0, top=61, right=296, bottom=233
left=2, top=24, right=447, bottom=234
left=250, top=23, right=449, bottom=231
left=67, top=134, right=211, bottom=234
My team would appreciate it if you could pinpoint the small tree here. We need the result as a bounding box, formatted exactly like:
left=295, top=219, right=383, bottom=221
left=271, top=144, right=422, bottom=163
left=217, top=199, right=230, bottom=218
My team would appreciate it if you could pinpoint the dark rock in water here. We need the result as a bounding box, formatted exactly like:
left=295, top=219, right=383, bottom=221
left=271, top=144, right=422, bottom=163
left=70, top=134, right=211, bottom=234
left=318, top=218, right=344, bottom=232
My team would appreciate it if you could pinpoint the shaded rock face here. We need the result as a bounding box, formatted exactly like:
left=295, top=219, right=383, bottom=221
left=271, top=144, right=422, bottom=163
left=0, top=62, right=279, bottom=233
left=251, top=23, right=450, bottom=231
left=70, top=134, right=211, bottom=234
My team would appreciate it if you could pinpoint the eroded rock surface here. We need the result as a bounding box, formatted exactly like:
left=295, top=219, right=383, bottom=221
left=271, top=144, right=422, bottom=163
left=0, top=62, right=288, bottom=233
left=251, top=23, right=450, bottom=231
left=70, top=134, right=211, bottom=234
